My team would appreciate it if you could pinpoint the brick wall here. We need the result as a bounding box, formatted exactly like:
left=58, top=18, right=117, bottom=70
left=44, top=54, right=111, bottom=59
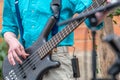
left=70, top=16, right=120, bottom=53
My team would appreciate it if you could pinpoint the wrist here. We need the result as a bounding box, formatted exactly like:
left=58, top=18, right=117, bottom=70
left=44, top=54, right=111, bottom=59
left=4, top=32, right=17, bottom=45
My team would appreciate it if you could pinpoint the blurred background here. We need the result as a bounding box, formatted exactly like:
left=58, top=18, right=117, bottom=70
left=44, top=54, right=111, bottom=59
left=0, top=0, right=7, bottom=80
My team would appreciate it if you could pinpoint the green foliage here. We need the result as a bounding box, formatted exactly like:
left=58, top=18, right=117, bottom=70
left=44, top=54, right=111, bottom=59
left=108, top=8, right=120, bottom=17
left=113, top=8, right=120, bottom=16
left=0, top=33, right=7, bottom=79
left=108, top=8, right=120, bottom=24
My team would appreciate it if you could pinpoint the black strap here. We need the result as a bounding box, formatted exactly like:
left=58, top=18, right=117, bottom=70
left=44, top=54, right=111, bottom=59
left=51, top=0, right=61, bottom=36
left=15, top=0, right=25, bottom=47
left=51, top=0, right=61, bottom=18
left=14, top=0, right=61, bottom=46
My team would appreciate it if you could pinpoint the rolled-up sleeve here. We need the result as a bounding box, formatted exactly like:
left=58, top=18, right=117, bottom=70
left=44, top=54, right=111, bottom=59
left=80, top=0, right=104, bottom=30
left=1, top=0, right=18, bottom=37
left=85, top=18, right=104, bottom=30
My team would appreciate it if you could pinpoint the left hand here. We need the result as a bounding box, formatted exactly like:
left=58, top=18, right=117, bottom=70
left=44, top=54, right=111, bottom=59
left=95, top=0, right=111, bottom=24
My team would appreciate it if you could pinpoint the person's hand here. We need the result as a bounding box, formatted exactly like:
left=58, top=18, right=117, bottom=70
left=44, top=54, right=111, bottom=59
left=4, top=32, right=29, bottom=66
left=107, top=0, right=111, bottom=3
left=95, top=0, right=112, bottom=24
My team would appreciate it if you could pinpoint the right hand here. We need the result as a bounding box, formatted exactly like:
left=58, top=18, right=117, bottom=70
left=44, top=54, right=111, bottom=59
left=4, top=32, right=29, bottom=66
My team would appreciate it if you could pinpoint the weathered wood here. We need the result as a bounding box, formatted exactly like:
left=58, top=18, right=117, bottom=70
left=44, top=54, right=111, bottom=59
left=97, top=16, right=115, bottom=78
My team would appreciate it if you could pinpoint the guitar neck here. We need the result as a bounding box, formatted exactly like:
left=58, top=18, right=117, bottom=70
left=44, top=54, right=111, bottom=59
left=37, top=0, right=106, bottom=58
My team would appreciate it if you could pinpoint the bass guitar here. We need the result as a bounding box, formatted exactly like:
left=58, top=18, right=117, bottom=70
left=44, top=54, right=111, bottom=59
left=2, top=0, right=106, bottom=80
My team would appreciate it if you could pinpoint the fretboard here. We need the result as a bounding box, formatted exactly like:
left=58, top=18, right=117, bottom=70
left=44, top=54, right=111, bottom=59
left=37, top=0, right=106, bottom=58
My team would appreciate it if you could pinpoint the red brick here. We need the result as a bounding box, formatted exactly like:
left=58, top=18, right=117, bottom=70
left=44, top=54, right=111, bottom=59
left=74, top=25, right=90, bottom=40
left=68, top=40, right=93, bottom=52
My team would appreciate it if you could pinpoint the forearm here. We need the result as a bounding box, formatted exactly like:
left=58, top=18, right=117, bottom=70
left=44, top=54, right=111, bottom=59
left=4, top=32, right=17, bottom=45
left=3, top=32, right=29, bottom=66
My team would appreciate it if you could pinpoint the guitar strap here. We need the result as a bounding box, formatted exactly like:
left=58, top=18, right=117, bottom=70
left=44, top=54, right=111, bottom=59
left=50, top=0, right=61, bottom=36
left=14, top=0, right=61, bottom=47
left=15, top=0, right=25, bottom=47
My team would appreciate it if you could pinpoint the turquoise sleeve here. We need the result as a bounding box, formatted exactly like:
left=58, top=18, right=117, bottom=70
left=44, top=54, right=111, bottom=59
left=85, top=18, right=104, bottom=30
left=1, top=0, right=18, bottom=37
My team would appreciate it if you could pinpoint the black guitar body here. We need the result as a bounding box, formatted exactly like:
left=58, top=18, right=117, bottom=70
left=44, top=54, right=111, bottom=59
left=2, top=17, right=60, bottom=80
left=2, top=53, right=60, bottom=80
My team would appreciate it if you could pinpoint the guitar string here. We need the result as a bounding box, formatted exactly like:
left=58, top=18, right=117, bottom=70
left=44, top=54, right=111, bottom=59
left=7, top=0, right=105, bottom=78
left=13, top=19, right=85, bottom=79
left=12, top=0, right=105, bottom=78
left=35, top=0, right=106, bottom=57
left=12, top=0, right=104, bottom=78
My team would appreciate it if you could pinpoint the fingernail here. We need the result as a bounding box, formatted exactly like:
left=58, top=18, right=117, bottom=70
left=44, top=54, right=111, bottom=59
left=13, top=63, right=16, bottom=66
left=20, top=61, right=22, bottom=64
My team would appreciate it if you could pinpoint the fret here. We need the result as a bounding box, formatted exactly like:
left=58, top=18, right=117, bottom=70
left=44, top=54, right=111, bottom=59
left=43, top=43, right=49, bottom=53
left=91, top=5, right=94, bottom=10
left=92, top=1, right=97, bottom=9
left=41, top=49, right=45, bottom=58
left=47, top=41, right=52, bottom=50
left=39, top=45, right=49, bottom=58
left=54, top=34, right=60, bottom=45
left=38, top=49, right=43, bottom=58
left=60, top=31, right=65, bottom=40
left=58, top=30, right=66, bottom=41
left=96, top=0, right=100, bottom=7
left=51, top=37, right=57, bottom=47
left=45, top=41, right=52, bottom=50
left=50, top=38, right=56, bottom=47
left=95, top=1, right=100, bottom=8
left=38, top=20, right=88, bottom=58
left=36, top=0, right=106, bottom=59
left=46, top=41, right=51, bottom=49
left=39, top=47, right=45, bottom=58
left=70, top=24, right=75, bottom=32
left=50, top=36, right=58, bottom=47
left=72, top=21, right=78, bottom=27
left=64, top=25, right=70, bottom=37
left=39, top=46, right=48, bottom=58
left=54, top=29, right=65, bottom=44
left=65, top=25, right=69, bottom=34
left=93, top=1, right=98, bottom=8
left=94, top=0, right=99, bottom=8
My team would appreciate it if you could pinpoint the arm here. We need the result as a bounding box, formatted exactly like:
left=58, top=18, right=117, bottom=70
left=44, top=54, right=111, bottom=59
left=2, top=0, right=29, bottom=65
left=4, top=32, right=24, bottom=65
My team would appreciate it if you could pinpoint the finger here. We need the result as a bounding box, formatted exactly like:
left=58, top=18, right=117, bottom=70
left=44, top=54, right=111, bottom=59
left=12, top=51, right=22, bottom=64
left=20, top=46, right=29, bottom=59
left=105, top=0, right=110, bottom=3
left=8, top=51, right=16, bottom=66
left=15, top=46, right=22, bottom=56
left=107, top=0, right=111, bottom=2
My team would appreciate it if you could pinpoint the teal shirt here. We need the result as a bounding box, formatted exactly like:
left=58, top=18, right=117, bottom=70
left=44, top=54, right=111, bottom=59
left=2, top=0, right=103, bottom=48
